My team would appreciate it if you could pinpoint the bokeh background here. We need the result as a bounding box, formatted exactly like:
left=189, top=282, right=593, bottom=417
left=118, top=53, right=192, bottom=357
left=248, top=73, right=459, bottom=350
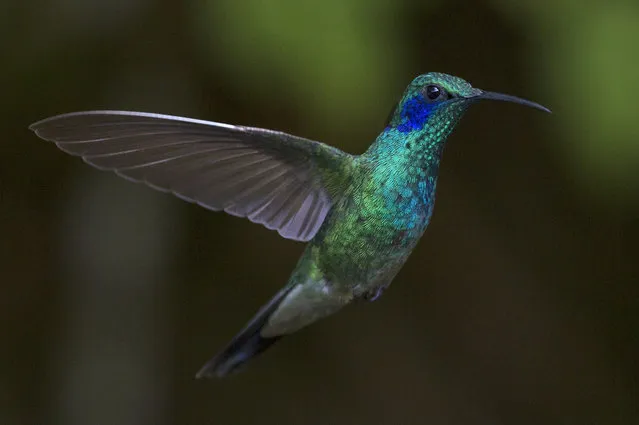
left=2, top=1, right=639, bottom=424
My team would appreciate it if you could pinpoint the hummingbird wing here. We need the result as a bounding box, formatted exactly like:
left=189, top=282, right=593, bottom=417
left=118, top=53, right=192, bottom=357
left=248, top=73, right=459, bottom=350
left=30, top=110, right=352, bottom=242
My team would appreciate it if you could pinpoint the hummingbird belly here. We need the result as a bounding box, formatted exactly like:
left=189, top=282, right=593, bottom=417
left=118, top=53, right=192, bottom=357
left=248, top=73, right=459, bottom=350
left=312, top=194, right=432, bottom=298
left=263, top=207, right=428, bottom=338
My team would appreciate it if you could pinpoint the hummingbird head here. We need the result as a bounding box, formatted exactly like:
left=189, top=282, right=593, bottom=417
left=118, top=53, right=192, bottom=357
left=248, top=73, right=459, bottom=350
left=385, top=72, right=550, bottom=135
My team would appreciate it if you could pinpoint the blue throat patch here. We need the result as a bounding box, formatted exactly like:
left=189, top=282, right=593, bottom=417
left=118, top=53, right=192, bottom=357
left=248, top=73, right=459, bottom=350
left=396, top=96, right=437, bottom=133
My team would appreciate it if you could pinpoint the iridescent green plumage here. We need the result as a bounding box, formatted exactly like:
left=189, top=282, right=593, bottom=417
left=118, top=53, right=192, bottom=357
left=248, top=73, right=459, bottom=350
left=29, top=72, right=550, bottom=378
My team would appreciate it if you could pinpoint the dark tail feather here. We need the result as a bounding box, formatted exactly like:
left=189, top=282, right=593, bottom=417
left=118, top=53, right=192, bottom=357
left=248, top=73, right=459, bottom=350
left=195, top=284, right=295, bottom=378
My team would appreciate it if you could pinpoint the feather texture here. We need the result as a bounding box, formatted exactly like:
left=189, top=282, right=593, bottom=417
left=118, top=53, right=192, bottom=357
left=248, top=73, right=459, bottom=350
left=30, top=111, right=351, bottom=241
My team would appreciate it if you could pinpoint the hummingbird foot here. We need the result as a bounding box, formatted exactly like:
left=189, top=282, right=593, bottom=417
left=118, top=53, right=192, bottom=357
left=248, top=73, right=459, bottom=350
left=362, top=286, right=386, bottom=302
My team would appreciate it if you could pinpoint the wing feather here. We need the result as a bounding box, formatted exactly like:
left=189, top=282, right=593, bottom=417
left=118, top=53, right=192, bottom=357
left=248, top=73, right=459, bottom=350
left=30, top=110, right=350, bottom=241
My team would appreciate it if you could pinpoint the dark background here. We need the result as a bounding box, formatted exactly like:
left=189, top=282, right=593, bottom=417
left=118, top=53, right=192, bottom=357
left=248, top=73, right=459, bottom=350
left=2, top=1, right=638, bottom=424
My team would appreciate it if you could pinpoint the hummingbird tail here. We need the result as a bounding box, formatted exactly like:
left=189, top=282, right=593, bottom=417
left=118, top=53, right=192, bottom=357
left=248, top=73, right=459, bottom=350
left=195, top=284, right=294, bottom=378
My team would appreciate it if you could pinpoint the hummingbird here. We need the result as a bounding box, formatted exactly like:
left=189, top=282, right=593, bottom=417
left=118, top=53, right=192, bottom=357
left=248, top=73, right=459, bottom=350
left=30, top=72, right=550, bottom=378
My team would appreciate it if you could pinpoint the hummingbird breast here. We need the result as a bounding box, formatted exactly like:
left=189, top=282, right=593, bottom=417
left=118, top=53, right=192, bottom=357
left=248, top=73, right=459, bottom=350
left=310, top=159, right=438, bottom=296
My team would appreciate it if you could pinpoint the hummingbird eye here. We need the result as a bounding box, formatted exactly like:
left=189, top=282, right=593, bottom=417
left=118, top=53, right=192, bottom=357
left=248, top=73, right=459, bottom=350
left=424, top=84, right=450, bottom=102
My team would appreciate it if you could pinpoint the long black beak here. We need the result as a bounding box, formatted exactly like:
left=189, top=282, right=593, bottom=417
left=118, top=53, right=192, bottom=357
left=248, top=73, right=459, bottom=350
left=477, top=91, right=551, bottom=113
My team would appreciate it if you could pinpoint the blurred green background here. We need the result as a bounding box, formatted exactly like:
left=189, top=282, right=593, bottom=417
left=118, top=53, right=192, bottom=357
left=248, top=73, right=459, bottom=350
left=2, top=0, right=638, bottom=424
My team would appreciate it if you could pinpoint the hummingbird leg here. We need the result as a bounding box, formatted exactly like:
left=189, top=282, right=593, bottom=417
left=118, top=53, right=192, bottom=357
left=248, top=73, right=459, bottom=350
left=362, top=286, right=385, bottom=302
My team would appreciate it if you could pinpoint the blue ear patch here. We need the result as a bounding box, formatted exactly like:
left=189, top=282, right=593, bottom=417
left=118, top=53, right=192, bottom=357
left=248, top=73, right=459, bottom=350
left=396, top=96, right=437, bottom=133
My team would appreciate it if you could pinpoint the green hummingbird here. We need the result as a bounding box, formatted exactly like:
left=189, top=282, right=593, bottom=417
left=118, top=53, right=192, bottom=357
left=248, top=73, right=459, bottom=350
left=30, top=72, right=550, bottom=378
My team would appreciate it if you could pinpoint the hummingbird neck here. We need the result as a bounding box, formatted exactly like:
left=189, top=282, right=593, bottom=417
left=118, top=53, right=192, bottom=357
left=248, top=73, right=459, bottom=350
left=364, top=115, right=459, bottom=178
left=364, top=95, right=468, bottom=174
left=360, top=103, right=468, bottom=223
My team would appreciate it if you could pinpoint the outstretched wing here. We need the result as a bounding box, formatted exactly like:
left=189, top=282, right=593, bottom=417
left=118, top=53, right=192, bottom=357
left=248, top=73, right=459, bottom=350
left=30, top=110, right=352, bottom=242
